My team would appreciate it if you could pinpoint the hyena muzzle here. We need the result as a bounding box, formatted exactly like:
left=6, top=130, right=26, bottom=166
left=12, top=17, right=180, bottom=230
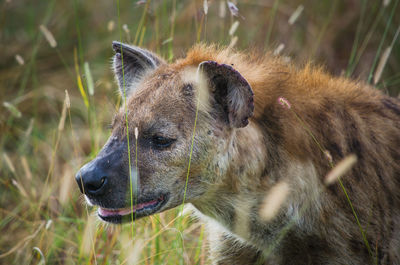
left=76, top=41, right=400, bottom=264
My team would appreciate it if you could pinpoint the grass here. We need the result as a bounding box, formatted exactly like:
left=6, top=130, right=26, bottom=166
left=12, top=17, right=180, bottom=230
left=0, top=0, right=399, bottom=264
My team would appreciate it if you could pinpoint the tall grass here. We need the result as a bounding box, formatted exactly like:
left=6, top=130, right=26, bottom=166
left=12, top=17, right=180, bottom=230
left=0, top=0, right=399, bottom=264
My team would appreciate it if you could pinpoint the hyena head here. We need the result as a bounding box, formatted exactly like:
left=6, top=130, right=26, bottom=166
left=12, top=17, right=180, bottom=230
left=75, top=42, right=254, bottom=223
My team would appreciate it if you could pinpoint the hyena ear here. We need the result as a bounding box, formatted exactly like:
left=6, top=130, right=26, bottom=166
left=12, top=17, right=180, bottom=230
left=198, top=61, right=254, bottom=128
left=112, top=41, right=164, bottom=97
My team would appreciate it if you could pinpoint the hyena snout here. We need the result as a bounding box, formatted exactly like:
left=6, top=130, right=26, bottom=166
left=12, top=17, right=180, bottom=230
left=76, top=140, right=126, bottom=198
left=75, top=160, right=110, bottom=196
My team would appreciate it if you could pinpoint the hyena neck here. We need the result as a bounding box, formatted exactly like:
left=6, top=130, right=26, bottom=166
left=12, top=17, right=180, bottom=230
left=193, top=122, right=272, bottom=242
left=192, top=121, right=323, bottom=249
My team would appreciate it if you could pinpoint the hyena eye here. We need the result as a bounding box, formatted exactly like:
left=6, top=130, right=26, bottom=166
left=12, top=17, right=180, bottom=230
left=151, top=135, right=176, bottom=149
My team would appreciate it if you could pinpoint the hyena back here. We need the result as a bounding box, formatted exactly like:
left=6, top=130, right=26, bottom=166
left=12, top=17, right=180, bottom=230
left=76, top=42, right=400, bottom=264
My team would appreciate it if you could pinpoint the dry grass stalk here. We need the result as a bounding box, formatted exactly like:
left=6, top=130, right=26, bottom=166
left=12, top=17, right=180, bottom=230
left=260, top=181, right=290, bottom=221
left=21, top=156, right=32, bottom=181
left=219, top=0, right=226, bottom=18
left=120, top=236, right=145, bottom=265
left=59, top=166, right=74, bottom=205
left=0, top=222, right=44, bottom=258
left=3, top=101, right=22, bottom=118
left=58, top=100, right=67, bottom=131
left=65, top=90, right=71, bottom=109
left=24, top=118, right=34, bottom=139
left=3, top=153, right=16, bottom=174
left=374, top=24, right=400, bottom=84
left=374, top=46, right=391, bottom=85
left=39, top=25, right=57, bottom=48
left=12, top=179, right=28, bottom=198
left=325, top=154, right=357, bottom=185
left=80, top=214, right=97, bottom=256
left=162, top=37, right=173, bottom=45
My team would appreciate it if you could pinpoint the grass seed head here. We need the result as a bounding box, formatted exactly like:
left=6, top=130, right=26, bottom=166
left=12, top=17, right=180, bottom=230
left=123, top=24, right=130, bottom=33
left=260, top=181, right=290, bottom=221
left=288, top=5, right=304, bottom=25
left=277, top=97, right=291, bottom=109
left=39, top=25, right=57, bottom=48
left=325, top=154, right=358, bottom=185
left=274, top=43, right=285, bottom=55
left=229, top=35, right=238, bottom=48
left=134, top=127, right=139, bottom=140
left=15, top=54, right=24, bottom=65
left=324, top=150, right=333, bottom=164
left=3, top=101, right=22, bottom=118
left=107, top=20, right=115, bottom=31
left=229, top=21, right=240, bottom=36
left=227, top=0, right=245, bottom=19
left=65, top=90, right=70, bottom=109
left=203, top=0, right=209, bottom=15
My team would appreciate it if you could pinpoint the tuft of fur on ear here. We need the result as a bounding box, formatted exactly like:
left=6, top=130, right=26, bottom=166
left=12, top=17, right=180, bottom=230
left=112, top=41, right=164, bottom=97
left=198, top=61, right=254, bottom=128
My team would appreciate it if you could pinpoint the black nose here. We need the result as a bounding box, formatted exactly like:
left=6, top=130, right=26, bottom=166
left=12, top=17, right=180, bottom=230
left=75, top=162, right=108, bottom=196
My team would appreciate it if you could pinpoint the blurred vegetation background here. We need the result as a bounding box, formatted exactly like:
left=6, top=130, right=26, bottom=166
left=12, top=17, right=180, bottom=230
left=0, top=0, right=399, bottom=264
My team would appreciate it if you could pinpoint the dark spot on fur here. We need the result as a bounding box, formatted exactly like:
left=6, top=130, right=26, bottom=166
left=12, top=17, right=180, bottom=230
left=160, top=73, right=172, bottom=79
left=182, top=83, right=193, bottom=96
left=349, top=138, right=362, bottom=157
left=328, top=142, right=343, bottom=159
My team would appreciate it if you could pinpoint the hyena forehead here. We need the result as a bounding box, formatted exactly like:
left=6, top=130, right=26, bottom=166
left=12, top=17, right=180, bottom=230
left=180, top=66, right=211, bottom=113
left=131, top=66, right=210, bottom=115
left=112, top=67, right=208, bottom=136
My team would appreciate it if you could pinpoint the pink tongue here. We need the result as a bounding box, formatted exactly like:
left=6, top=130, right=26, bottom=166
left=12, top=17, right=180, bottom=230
left=99, top=199, right=158, bottom=217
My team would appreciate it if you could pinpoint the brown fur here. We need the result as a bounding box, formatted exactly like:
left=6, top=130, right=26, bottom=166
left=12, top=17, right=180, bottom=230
left=182, top=45, right=400, bottom=264
left=178, top=45, right=400, bottom=264
left=77, top=43, right=400, bottom=264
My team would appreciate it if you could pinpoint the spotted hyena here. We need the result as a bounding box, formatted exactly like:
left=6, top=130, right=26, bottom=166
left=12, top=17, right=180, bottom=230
left=76, top=41, right=400, bottom=264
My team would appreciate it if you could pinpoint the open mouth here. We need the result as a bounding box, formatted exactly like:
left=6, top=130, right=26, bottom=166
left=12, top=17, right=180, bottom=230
left=97, top=193, right=168, bottom=223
